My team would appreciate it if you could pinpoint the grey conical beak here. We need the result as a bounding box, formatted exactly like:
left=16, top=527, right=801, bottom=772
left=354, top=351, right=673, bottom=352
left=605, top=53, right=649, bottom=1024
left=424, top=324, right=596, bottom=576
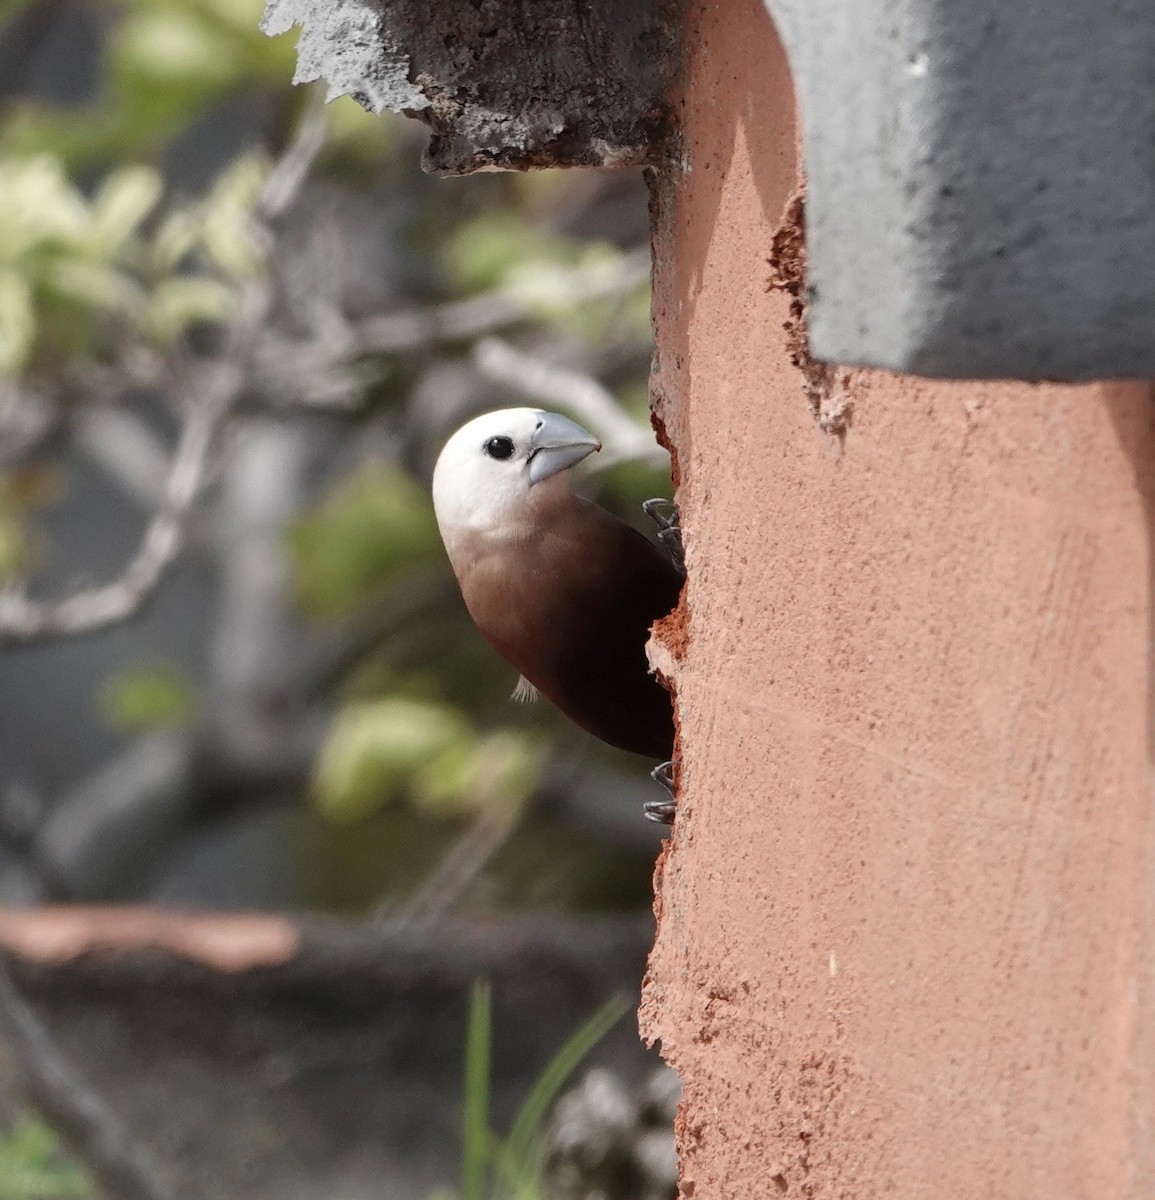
left=527, top=411, right=601, bottom=486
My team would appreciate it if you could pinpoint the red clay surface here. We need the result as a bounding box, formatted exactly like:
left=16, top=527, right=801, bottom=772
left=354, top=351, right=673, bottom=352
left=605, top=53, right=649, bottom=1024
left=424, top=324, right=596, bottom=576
left=640, top=2, right=1155, bottom=1196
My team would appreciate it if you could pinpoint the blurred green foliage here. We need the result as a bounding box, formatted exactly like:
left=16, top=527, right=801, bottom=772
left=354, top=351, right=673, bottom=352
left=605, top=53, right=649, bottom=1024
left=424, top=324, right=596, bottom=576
left=0, top=0, right=400, bottom=378
left=2, top=0, right=663, bottom=914
left=1, top=0, right=295, bottom=165
left=287, top=465, right=442, bottom=619
left=313, top=697, right=541, bottom=821
left=0, top=0, right=309, bottom=375
left=443, top=210, right=649, bottom=343
left=443, top=211, right=588, bottom=295
left=0, top=150, right=265, bottom=372
left=0, top=1119, right=89, bottom=1200
left=98, top=662, right=199, bottom=732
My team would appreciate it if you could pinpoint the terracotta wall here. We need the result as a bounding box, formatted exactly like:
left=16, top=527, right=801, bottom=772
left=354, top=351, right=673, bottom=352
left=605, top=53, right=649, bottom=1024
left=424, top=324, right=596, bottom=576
left=640, top=2, right=1155, bottom=1196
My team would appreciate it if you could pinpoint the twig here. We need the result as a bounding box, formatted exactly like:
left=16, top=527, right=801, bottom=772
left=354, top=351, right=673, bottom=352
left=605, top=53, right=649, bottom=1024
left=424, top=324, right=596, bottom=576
left=240, top=240, right=651, bottom=413
left=0, top=343, right=242, bottom=646
left=473, top=336, right=666, bottom=468
left=387, top=805, right=521, bottom=926
left=257, top=90, right=328, bottom=223
left=354, top=247, right=651, bottom=356
left=72, top=407, right=176, bottom=509
left=243, top=247, right=652, bottom=412
left=0, top=91, right=329, bottom=647
left=0, top=954, right=175, bottom=1200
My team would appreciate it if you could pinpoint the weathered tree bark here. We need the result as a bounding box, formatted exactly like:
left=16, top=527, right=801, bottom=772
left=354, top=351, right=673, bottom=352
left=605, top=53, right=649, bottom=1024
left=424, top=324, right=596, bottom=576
left=640, top=2, right=1155, bottom=1197
left=261, top=0, right=666, bottom=173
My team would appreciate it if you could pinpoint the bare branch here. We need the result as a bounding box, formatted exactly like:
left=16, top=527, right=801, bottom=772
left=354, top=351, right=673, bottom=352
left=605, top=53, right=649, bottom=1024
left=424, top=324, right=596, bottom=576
left=257, top=88, right=329, bottom=224
left=0, top=343, right=242, bottom=646
left=73, top=408, right=173, bottom=509
left=243, top=247, right=652, bottom=414
left=354, top=246, right=651, bottom=356
left=387, top=806, right=520, bottom=926
left=0, top=94, right=331, bottom=648
left=0, top=954, right=175, bottom=1200
left=238, top=236, right=651, bottom=414
left=0, top=382, right=54, bottom=465
left=473, top=335, right=667, bottom=468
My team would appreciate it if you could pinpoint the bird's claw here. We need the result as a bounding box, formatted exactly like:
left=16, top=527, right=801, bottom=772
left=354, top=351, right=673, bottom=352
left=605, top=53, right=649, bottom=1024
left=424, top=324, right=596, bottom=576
left=642, top=499, right=685, bottom=576
left=645, top=760, right=677, bottom=824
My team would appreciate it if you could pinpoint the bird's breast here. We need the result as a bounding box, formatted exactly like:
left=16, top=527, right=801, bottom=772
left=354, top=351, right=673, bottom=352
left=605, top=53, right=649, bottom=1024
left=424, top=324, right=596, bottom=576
left=449, top=505, right=681, bottom=759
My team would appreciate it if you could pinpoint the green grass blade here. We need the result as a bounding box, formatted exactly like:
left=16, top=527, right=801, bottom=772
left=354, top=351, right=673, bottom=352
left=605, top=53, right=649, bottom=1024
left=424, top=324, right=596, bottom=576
left=486, top=1130, right=539, bottom=1200
left=501, top=994, right=628, bottom=1183
left=461, top=978, right=493, bottom=1200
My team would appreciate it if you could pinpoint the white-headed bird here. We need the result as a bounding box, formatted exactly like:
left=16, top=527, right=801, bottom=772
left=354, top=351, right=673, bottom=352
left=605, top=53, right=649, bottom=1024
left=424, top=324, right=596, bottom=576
left=432, top=408, right=682, bottom=822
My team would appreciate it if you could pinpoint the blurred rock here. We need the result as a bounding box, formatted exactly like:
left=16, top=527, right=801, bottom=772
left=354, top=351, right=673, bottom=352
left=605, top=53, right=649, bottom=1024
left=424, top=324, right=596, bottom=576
left=546, top=1065, right=680, bottom=1200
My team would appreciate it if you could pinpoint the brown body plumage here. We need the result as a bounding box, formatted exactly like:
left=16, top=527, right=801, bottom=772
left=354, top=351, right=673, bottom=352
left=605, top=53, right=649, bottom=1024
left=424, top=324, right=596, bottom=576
left=433, top=408, right=680, bottom=762
left=454, top=484, right=681, bottom=758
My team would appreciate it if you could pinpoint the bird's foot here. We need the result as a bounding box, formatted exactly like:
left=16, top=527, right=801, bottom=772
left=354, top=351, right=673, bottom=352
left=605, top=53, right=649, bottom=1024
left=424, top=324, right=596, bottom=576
left=644, top=760, right=677, bottom=824
left=642, top=498, right=685, bottom=577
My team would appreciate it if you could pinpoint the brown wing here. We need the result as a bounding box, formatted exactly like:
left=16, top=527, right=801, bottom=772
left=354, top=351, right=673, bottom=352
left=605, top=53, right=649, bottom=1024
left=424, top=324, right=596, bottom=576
left=538, top=515, right=680, bottom=758
left=460, top=499, right=682, bottom=760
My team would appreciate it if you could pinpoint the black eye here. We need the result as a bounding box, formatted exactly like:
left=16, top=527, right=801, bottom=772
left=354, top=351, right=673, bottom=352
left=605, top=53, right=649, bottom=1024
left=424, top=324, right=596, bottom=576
left=484, top=436, right=515, bottom=461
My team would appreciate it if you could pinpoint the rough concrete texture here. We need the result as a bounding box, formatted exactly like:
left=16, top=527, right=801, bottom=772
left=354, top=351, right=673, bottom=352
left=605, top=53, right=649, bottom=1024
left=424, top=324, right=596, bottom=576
left=261, top=0, right=664, bottom=173
left=761, top=0, right=1155, bottom=378
left=641, top=1, right=1155, bottom=1196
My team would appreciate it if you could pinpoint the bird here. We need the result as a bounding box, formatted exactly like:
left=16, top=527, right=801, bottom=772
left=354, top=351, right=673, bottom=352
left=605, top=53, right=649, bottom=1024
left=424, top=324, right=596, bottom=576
left=432, top=407, right=683, bottom=821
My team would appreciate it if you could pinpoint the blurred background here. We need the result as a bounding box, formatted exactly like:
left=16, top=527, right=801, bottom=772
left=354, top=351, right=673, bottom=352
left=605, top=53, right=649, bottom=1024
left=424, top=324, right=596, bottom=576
left=0, top=1, right=677, bottom=1196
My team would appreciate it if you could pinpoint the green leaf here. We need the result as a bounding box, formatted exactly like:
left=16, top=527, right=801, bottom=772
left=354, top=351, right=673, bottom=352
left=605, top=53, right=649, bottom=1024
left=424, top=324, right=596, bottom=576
left=448, top=990, right=627, bottom=1200
left=144, top=275, right=236, bottom=341
left=441, top=211, right=581, bottom=295
left=500, top=995, right=628, bottom=1188
left=40, top=258, right=144, bottom=315
left=117, top=7, right=242, bottom=88
left=89, top=164, right=164, bottom=253
left=0, top=270, right=34, bottom=373
left=412, top=730, right=542, bottom=818
left=312, top=698, right=473, bottom=821
left=99, top=663, right=199, bottom=732
left=287, top=465, right=441, bottom=619
left=0, top=156, right=88, bottom=262
left=0, top=1119, right=89, bottom=1199
left=199, top=154, right=267, bottom=278
left=320, top=95, right=400, bottom=164
left=149, top=209, right=201, bottom=272
left=501, top=244, right=618, bottom=312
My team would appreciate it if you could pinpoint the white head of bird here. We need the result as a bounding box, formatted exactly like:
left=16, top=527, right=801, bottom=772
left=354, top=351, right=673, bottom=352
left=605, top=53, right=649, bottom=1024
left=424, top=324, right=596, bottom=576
left=432, top=408, right=601, bottom=550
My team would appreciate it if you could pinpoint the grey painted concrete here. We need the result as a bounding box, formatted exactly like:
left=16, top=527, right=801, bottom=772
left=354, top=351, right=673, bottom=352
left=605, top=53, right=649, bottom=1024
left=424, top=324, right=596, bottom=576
left=765, top=0, right=1155, bottom=379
